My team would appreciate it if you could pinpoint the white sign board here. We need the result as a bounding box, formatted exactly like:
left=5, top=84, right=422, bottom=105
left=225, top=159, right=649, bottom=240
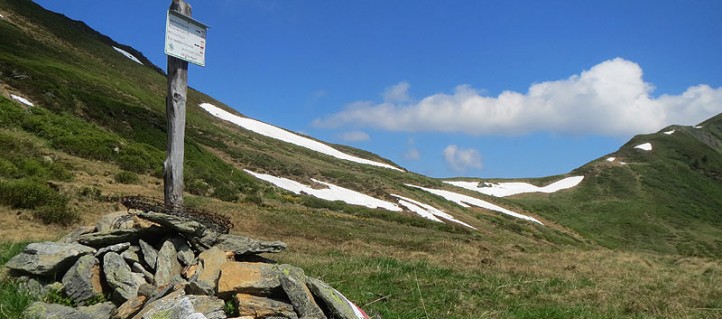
left=164, top=10, right=208, bottom=67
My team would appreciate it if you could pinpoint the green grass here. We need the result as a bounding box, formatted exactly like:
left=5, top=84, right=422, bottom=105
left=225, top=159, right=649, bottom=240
left=0, top=242, right=35, bottom=319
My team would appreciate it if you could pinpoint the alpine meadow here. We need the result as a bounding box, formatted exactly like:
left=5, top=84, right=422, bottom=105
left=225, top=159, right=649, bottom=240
left=0, top=1, right=721, bottom=318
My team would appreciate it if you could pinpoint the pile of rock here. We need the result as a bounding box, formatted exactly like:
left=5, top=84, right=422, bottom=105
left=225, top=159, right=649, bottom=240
left=5, top=210, right=371, bottom=319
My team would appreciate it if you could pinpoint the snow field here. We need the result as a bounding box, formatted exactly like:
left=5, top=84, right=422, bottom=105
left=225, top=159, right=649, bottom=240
left=112, top=46, right=143, bottom=65
left=407, top=185, right=543, bottom=225
left=392, top=195, right=476, bottom=229
left=445, top=176, right=584, bottom=198
left=245, top=170, right=477, bottom=229
left=10, top=94, right=34, bottom=107
left=663, top=130, right=675, bottom=135
left=606, top=157, right=616, bottom=162
left=244, top=170, right=401, bottom=212
left=635, top=143, right=653, bottom=151
left=200, top=103, right=402, bottom=171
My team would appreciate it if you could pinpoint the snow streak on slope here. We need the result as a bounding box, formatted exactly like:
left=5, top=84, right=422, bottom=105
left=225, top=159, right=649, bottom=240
left=112, top=46, right=143, bottom=64
left=408, top=185, right=543, bottom=225
left=245, top=170, right=402, bottom=211
left=10, top=94, right=33, bottom=107
left=393, top=194, right=476, bottom=229
left=444, top=176, right=584, bottom=198
left=664, top=130, right=675, bottom=135
left=200, top=103, right=402, bottom=171
left=635, top=143, right=653, bottom=151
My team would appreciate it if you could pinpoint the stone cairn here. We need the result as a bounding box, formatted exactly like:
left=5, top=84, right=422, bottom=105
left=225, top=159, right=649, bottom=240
left=4, top=196, right=371, bottom=319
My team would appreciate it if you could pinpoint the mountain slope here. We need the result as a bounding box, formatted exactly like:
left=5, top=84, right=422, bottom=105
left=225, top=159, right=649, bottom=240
left=501, top=121, right=722, bottom=256
left=1, top=1, right=722, bottom=318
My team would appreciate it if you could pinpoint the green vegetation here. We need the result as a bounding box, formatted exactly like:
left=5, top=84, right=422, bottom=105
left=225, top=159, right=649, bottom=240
left=113, top=171, right=139, bottom=184
left=0, top=0, right=721, bottom=317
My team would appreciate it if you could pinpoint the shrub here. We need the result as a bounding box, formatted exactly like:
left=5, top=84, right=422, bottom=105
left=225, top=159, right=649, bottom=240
left=32, top=198, right=79, bottom=226
left=187, top=179, right=210, bottom=196
left=114, top=171, right=139, bottom=184
left=0, top=179, right=59, bottom=209
left=78, top=186, right=102, bottom=201
left=212, top=183, right=239, bottom=202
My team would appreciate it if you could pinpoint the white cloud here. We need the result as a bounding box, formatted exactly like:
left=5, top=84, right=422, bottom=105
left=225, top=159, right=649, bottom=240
left=313, top=58, right=722, bottom=136
left=443, top=145, right=482, bottom=172
left=383, top=81, right=411, bottom=103
left=339, top=131, right=370, bottom=142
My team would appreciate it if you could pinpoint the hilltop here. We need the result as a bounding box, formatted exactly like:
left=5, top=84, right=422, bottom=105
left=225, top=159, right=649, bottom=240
left=0, top=1, right=721, bottom=318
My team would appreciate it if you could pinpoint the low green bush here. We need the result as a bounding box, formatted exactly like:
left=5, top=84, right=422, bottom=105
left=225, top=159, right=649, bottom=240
left=0, top=179, right=60, bottom=209
left=114, top=171, right=139, bottom=184
left=32, top=198, right=79, bottom=227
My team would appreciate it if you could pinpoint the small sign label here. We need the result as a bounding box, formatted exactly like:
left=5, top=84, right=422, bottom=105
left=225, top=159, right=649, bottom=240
left=164, top=10, right=208, bottom=67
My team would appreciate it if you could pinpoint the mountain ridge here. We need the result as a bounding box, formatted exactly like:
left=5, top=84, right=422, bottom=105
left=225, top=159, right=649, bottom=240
left=1, top=1, right=721, bottom=317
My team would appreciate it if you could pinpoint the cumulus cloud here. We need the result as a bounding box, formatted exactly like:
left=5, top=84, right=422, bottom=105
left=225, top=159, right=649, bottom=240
left=383, top=81, right=411, bottom=103
left=444, top=145, right=483, bottom=172
left=313, top=58, right=722, bottom=136
left=339, top=130, right=370, bottom=142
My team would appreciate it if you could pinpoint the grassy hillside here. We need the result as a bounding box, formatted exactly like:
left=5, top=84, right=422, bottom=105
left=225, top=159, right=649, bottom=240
left=506, top=124, right=722, bottom=257
left=1, top=1, right=721, bottom=318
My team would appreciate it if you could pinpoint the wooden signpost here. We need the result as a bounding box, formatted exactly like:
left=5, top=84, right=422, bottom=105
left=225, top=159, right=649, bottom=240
left=164, top=0, right=207, bottom=211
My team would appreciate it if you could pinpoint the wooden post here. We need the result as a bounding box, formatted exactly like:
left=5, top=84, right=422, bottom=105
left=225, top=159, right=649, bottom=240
left=164, top=0, right=192, bottom=211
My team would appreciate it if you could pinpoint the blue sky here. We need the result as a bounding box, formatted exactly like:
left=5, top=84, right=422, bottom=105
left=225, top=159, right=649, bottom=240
left=34, top=0, right=722, bottom=178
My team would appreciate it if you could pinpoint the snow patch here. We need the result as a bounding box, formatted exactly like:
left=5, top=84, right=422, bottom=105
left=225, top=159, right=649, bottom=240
left=407, top=185, right=543, bottom=225
left=245, top=170, right=401, bottom=211
left=10, top=94, right=33, bottom=107
left=663, top=130, right=675, bottom=135
left=606, top=157, right=616, bottom=162
left=444, top=176, right=584, bottom=198
left=695, top=125, right=703, bottom=129
left=200, top=103, right=402, bottom=171
left=635, top=143, right=652, bottom=151
left=393, top=195, right=476, bottom=229
left=112, top=46, right=143, bottom=65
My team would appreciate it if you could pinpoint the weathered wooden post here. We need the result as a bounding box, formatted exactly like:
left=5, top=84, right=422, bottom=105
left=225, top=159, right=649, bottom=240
left=164, top=0, right=191, bottom=211
left=163, top=0, right=207, bottom=211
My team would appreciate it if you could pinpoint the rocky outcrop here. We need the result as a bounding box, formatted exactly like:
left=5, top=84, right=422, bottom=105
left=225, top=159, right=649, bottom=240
left=5, top=209, right=371, bottom=319
left=5, top=242, right=96, bottom=277
left=62, top=255, right=104, bottom=305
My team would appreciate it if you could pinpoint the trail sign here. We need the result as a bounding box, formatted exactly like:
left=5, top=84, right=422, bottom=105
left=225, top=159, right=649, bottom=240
left=164, top=9, right=208, bottom=67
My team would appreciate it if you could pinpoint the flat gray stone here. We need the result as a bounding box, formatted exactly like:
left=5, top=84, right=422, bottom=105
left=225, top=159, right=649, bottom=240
left=185, top=295, right=227, bottom=319
left=277, top=265, right=326, bottom=319
left=95, top=242, right=131, bottom=257
left=57, top=226, right=96, bottom=244
left=139, top=239, right=158, bottom=270
left=138, top=212, right=205, bottom=236
left=80, top=302, right=117, bottom=319
left=214, top=234, right=287, bottom=256
left=155, top=240, right=183, bottom=286
left=132, top=262, right=155, bottom=284
left=5, top=242, right=96, bottom=277
left=96, top=211, right=135, bottom=232
left=168, top=236, right=195, bottom=266
left=103, top=252, right=146, bottom=304
left=78, top=229, right=144, bottom=247
left=131, top=290, right=215, bottom=319
left=22, top=301, right=116, bottom=319
left=121, top=245, right=142, bottom=264
left=23, top=302, right=86, bottom=319
left=62, top=255, right=104, bottom=305
left=307, top=277, right=363, bottom=319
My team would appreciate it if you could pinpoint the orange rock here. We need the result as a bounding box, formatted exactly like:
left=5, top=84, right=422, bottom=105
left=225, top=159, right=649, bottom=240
left=217, top=262, right=281, bottom=297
